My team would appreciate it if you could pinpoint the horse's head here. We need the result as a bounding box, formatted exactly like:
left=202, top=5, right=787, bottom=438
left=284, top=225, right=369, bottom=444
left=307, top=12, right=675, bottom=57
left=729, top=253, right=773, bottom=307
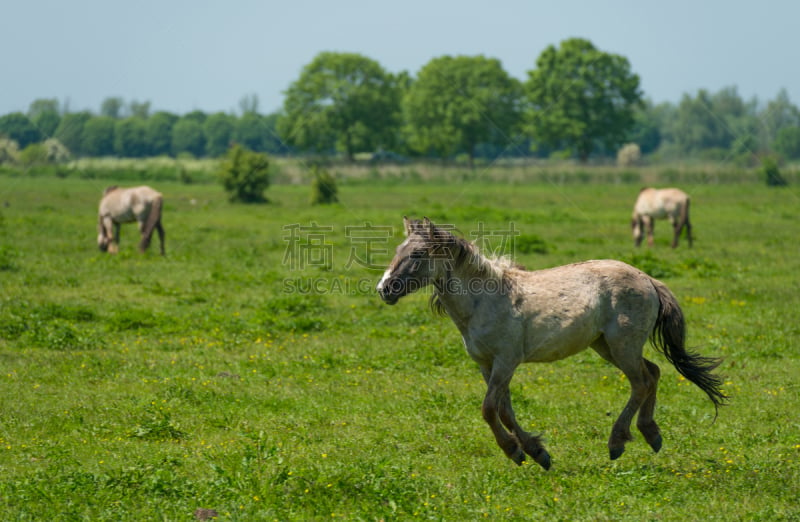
left=98, top=219, right=110, bottom=252
left=376, top=217, right=455, bottom=305
left=97, top=215, right=117, bottom=253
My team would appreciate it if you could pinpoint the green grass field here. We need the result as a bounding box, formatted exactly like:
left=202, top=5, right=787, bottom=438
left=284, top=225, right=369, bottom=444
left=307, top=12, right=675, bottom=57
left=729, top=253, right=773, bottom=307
left=1, top=173, right=798, bottom=520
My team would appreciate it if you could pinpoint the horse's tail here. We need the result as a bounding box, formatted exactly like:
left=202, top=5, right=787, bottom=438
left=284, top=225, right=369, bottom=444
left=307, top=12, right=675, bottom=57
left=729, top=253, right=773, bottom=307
left=650, top=278, right=727, bottom=416
left=139, top=195, right=163, bottom=253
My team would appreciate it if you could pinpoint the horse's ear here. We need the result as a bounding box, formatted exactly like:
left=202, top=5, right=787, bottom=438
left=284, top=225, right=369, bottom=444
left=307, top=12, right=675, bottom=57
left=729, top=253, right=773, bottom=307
left=403, top=216, right=412, bottom=236
left=423, top=217, right=435, bottom=239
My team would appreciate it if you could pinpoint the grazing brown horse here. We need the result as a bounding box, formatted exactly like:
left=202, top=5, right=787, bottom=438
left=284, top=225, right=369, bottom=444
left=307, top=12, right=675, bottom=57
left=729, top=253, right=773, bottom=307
left=377, top=217, right=726, bottom=470
left=632, top=187, right=692, bottom=248
left=97, top=185, right=165, bottom=255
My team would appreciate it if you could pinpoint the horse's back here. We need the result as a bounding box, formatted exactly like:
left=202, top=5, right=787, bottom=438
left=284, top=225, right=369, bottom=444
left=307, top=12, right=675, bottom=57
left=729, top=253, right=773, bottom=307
left=507, top=260, right=660, bottom=362
left=634, top=187, right=688, bottom=216
left=99, top=186, right=161, bottom=222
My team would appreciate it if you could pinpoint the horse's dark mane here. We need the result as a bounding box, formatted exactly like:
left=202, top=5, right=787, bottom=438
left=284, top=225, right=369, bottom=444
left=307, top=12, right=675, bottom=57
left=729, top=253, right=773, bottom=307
left=104, top=186, right=119, bottom=196
left=422, top=223, right=503, bottom=279
left=420, top=221, right=514, bottom=316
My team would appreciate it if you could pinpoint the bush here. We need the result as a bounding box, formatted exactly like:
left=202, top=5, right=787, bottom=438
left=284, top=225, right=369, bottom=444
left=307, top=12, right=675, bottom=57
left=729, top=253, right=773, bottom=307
left=42, top=138, right=71, bottom=163
left=616, top=143, right=641, bottom=167
left=0, top=138, right=20, bottom=164
left=309, top=165, right=338, bottom=205
left=19, top=143, right=49, bottom=166
left=217, top=145, right=270, bottom=203
left=762, top=156, right=787, bottom=187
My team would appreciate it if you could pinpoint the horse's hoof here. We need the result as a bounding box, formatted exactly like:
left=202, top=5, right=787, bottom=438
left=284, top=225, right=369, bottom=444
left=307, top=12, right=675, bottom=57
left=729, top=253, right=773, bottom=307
left=649, top=435, right=663, bottom=453
left=609, top=446, right=625, bottom=460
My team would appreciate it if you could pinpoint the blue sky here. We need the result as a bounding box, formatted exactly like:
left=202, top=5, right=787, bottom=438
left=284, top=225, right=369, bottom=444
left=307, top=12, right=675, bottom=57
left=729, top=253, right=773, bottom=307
left=3, top=0, right=798, bottom=116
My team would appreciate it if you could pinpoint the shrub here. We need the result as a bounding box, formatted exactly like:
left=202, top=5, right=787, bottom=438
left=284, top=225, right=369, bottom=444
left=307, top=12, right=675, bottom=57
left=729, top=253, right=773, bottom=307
left=309, top=165, right=338, bottom=205
left=0, top=138, right=20, bottom=164
left=616, top=143, right=641, bottom=167
left=762, top=156, right=787, bottom=186
left=217, top=145, right=270, bottom=203
left=19, top=143, right=49, bottom=166
left=42, top=138, right=71, bottom=163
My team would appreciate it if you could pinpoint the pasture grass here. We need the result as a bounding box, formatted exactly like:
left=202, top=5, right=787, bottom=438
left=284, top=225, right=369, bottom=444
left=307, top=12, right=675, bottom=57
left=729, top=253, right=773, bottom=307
left=1, top=173, right=799, bottom=520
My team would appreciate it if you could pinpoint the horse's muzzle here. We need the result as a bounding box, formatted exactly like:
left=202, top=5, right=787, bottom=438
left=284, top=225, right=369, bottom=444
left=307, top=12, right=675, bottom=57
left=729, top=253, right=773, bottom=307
left=377, top=276, right=408, bottom=305
left=377, top=286, right=400, bottom=305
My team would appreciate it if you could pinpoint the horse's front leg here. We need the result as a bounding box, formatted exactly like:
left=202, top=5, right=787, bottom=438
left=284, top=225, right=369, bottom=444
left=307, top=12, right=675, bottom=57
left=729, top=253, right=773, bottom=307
left=480, top=365, right=526, bottom=466
left=645, top=217, right=655, bottom=247
left=108, top=223, right=121, bottom=254
left=496, top=386, right=551, bottom=470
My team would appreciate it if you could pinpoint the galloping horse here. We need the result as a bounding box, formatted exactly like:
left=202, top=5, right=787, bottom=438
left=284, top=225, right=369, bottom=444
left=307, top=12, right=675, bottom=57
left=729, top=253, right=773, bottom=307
left=97, top=186, right=165, bottom=255
left=632, top=187, right=692, bottom=248
left=377, top=217, right=726, bottom=470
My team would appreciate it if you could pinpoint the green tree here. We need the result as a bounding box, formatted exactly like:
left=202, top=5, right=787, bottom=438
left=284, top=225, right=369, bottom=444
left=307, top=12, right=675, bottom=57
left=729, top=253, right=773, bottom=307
left=27, top=98, right=60, bottom=119
left=82, top=116, right=116, bottom=156
left=129, top=100, right=151, bottom=119
left=239, top=93, right=260, bottom=115
left=183, top=110, right=208, bottom=124
left=774, top=127, right=800, bottom=159
left=28, top=98, right=61, bottom=138
left=669, top=87, right=753, bottom=154
left=403, top=55, right=520, bottom=166
left=217, top=145, right=270, bottom=203
left=261, top=112, right=287, bottom=154
left=0, top=113, right=43, bottom=149
left=101, top=97, right=125, bottom=118
left=54, top=112, right=91, bottom=156
left=114, top=118, right=148, bottom=157
left=172, top=118, right=206, bottom=157
left=146, top=112, right=178, bottom=157
left=627, top=100, right=663, bottom=154
left=523, top=38, right=642, bottom=162
left=760, top=89, right=800, bottom=146
left=278, top=51, right=402, bottom=161
left=234, top=112, right=269, bottom=152
left=204, top=113, right=235, bottom=157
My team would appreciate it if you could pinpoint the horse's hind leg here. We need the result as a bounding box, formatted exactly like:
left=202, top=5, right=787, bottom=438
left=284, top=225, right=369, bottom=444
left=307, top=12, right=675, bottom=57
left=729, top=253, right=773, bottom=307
left=636, top=359, right=662, bottom=453
left=685, top=217, right=693, bottom=248
left=592, top=336, right=658, bottom=460
left=671, top=219, right=681, bottom=248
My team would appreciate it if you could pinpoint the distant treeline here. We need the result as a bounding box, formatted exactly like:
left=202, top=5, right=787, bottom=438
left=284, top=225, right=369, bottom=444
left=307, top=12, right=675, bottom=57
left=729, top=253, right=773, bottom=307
left=1, top=39, right=799, bottom=166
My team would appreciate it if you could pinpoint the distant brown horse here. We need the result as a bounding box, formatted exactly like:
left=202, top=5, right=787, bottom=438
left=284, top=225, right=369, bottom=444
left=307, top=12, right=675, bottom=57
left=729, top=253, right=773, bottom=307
left=97, top=186, right=165, bottom=255
left=632, top=187, right=692, bottom=248
left=377, top=217, right=726, bottom=470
